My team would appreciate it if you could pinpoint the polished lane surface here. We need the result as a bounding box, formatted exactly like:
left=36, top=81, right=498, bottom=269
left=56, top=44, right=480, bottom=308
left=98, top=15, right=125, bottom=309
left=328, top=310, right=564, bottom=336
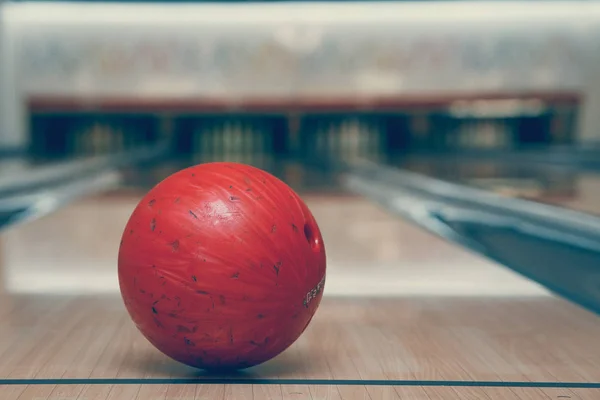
left=0, top=158, right=599, bottom=399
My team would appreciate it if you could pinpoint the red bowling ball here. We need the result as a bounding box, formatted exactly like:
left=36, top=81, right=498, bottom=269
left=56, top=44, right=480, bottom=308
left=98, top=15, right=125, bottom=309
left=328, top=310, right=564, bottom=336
left=117, top=162, right=326, bottom=370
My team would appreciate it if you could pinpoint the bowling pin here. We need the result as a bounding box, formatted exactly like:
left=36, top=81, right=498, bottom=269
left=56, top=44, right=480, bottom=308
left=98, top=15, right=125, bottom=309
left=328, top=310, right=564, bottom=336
left=471, top=121, right=479, bottom=148
left=72, top=126, right=80, bottom=156
left=349, top=118, right=360, bottom=162
left=321, top=119, right=330, bottom=159
left=372, top=124, right=381, bottom=162
left=488, top=122, right=497, bottom=149
left=97, top=126, right=104, bottom=154
left=233, top=122, right=243, bottom=164
left=93, top=125, right=100, bottom=155
left=249, top=124, right=257, bottom=167
left=360, top=121, right=369, bottom=159
left=341, top=119, right=348, bottom=162
left=481, top=122, right=490, bottom=148
left=217, top=122, right=225, bottom=162
left=464, top=122, right=471, bottom=149
left=499, top=122, right=510, bottom=149
left=225, top=120, right=235, bottom=162
left=222, top=119, right=233, bottom=161
left=108, top=127, right=114, bottom=153
left=213, top=123, right=220, bottom=161
left=339, top=119, right=348, bottom=161
left=116, top=129, right=123, bottom=153
left=317, top=122, right=325, bottom=159
left=240, top=124, right=248, bottom=165
left=328, top=120, right=337, bottom=160
left=244, top=123, right=254, bottom=166
left=314, top=128, right=323, bottom=158
left=350, top=120, right=358, bottom=159
left=82, top=126, right=89, bottom=156
left=464, top=121, right=473, bottom=149
left=99, top=125, right=106, bottom=154
left=226, top=119, right=234, bottom=162
left=75, top=125, right=83, bottom=156
left=190, top=125, right=198, bottom=160
left=198, top=124, right=208, bottom=162
left=212, top=123, right=221, bottom=162
left=356, top=120, right=366, bottom=159
left=102, top=126, right=109, bottom=154
left=493, top=123, right=503, bottom=149
left=339, top=119, right=345, bottom=160
left=243, top=121, right=251, bottom=165
left=482, top=121, right=491, bottom=148
left=235, top=120, right=244, bottom=163
left=90, top=125, right=98, bottom=155
left=73, top=125, right=88, bottom=157
left=219, top=121, right=228, bottom=161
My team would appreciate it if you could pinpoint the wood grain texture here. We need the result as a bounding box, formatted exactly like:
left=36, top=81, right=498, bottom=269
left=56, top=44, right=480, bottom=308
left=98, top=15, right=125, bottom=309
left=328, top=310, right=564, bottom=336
left=0, top=385, right=597, bottom=399
left=0, top=295, right=597, bottom=400
left=0, top=187, right=599, bottom=399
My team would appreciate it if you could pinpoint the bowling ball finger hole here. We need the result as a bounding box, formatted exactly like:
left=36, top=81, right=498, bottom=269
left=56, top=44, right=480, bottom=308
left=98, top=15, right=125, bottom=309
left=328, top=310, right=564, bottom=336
left=303, top=223, right=321, bottom=252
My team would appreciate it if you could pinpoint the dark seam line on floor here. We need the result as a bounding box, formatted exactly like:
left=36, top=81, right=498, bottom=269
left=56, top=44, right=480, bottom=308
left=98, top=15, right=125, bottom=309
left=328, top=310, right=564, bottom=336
left=0, top=379, right=599, bottom=388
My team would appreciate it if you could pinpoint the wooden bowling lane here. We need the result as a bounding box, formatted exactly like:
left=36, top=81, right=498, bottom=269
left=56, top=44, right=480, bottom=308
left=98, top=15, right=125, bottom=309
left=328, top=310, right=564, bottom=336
left=2, top=385, right=596, bottom=400
left=0, top=190, right=599, bottom=399
left=0, top=191, right=544, bottom=297
left=0, top=295, right=599, bottom=399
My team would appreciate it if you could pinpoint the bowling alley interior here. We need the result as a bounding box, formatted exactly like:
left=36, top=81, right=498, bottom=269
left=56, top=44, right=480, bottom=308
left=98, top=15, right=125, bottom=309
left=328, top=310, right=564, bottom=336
left=3, top=1, right=600, bottom=399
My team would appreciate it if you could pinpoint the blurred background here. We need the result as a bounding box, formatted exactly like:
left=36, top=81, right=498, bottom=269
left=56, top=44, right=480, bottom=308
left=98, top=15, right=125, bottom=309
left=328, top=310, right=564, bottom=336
left=5, top=4, right=600, bottom=394
left=2, top=1, right=596, bottom=163
left=1, top=0, right=600, bottom=298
